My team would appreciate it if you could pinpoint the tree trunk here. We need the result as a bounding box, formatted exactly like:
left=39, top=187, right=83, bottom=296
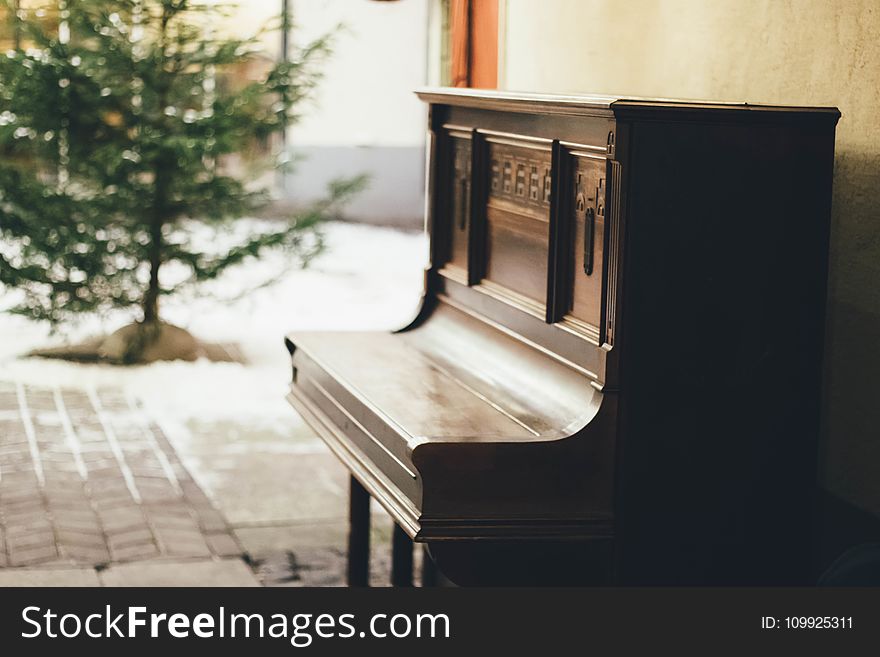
left=142, top=130, right=170, bottom=324
left=142, top=3, right=172, bottom=326
left=143, top=215, right=162, bottom=323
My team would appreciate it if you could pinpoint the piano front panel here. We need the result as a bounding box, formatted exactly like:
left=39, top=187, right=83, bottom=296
left=432, top=112, right=616, bottom=380
left=563, top=150, right=607, bottom=336
left=480, top=136, right=553, bottom=316
left=439, top=127, right=472, bottom=284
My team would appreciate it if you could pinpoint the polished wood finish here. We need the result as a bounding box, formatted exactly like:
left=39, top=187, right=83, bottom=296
left=286, top=88, right=839, bottom=585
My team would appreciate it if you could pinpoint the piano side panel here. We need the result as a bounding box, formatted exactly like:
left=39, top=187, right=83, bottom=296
left=411, top=388, right=618, bottom=535
left=613, top=114, right=838, bottom=585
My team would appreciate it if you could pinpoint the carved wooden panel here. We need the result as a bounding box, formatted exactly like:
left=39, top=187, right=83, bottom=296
left=444, top=130, right=472, bottom=277
left=566, top=152, right=606, bottom=333
left=483, top=137, right=552, bottom=311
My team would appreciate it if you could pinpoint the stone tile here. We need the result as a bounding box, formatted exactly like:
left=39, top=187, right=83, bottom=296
left=146, top=510, right=198, bottom=529
left=0, top=490, right=44, bottom=506
left=234, top=521, right=348, bottom=557
left=91, top=494, right=137, bottom=512
left=59, top=544, right=111, bottom=565
left=179, top=479, right=211, bottom=502
left=145, top=501, right=193, bottom=516
left=135, top=483, right=178, bottom=503
left=163, top=542, right=212, bottom=559
left=42, top=474, right=88, bottom=487
left=99, top=558, right=260, bottom=587
left=5, top=530, right=55, bottom=551
left=147, top=519, right=198, bottom=538
left=193, top=508, right=229, bottom=533
left=9, top=544, right=59, bottom=567
left=254, top=548, right=345, bottom=587
left=2, top=494, right=46, bottom=512
left=2, top=519, right=48, bottom=539
left=109, top=541, right=159, bottom=562
left=55, top=529, right=105, bottom=548
left=105, top=527, right=155, bottom=547
left=45, top=484, right=89, bottom=500
left=369, top=548, right=395, bottom=588
left=1, top=501, right=46, bottom=519
left=54, top=508, right=101, bottom=521
left=152, top=528, right=212, bottom=558
left=0, top=567, right=101, bottom=587
left=1, top=385, right=261, bottom=578
left=252, top=541, right=410, bottom=589
left=44, top=498, right=95, bottom=514
left=88, top=466, right=129, bottom=481
left=204, top=532, right=242, bottom=557
left=189, top=450, right=348, bottom=527
left=54, top=516, right=103, bottom=535
left=97, top=507, right=148, bottom=533
left=235, top=517, right=398, bottom=587
left=58, top=541, right=110, bottom=564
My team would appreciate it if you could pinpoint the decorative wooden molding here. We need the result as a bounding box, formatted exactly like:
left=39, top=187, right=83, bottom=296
left=416, top=87, right=841, bottom=122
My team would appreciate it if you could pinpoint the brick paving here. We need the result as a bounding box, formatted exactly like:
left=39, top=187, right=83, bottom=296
left=0, top=382, right=242, bottom=569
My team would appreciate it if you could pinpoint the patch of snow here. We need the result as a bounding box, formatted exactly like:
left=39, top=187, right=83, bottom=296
left=0, top=221, right=428, bottom=449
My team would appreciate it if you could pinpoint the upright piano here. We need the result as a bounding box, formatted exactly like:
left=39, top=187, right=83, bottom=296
left=286, top=88, right=840, bottom=585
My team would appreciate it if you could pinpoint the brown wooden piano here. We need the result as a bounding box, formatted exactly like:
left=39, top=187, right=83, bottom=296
left=285, top=88, right=840, bottom=585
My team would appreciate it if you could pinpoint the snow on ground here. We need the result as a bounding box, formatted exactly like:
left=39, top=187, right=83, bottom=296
left=0, top=221, right=428, bottom=450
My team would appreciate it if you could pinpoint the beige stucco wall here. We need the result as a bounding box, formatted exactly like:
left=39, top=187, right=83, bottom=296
left=502, top=0, right=880, bottom=516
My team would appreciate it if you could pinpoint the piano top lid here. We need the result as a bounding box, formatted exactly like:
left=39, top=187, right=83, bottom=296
left=415, top=87, right=841, bottom=122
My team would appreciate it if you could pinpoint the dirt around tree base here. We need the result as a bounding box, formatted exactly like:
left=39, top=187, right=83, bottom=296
left=27, top=322, right=245, bottom=365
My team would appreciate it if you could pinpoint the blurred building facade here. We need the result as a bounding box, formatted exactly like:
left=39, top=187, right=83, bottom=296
left=281, top=0, right=433, bottom=229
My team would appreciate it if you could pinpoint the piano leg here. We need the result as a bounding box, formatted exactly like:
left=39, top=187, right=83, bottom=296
left=420, top=546, right=438, bottom=587
left=347, top=475, right=370, bottom=587
left=391, top=523, right=413, bottom=587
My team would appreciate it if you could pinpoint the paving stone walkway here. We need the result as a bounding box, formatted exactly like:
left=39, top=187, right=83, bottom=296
left=0, top=382, right=242, bottom=570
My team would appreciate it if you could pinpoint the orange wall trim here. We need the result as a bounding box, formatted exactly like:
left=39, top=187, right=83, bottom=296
left=450, top=0, right=498, bottom=89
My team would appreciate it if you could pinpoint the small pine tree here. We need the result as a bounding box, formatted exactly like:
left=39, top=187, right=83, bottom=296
left=0, top=0, right=362, bottom=359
